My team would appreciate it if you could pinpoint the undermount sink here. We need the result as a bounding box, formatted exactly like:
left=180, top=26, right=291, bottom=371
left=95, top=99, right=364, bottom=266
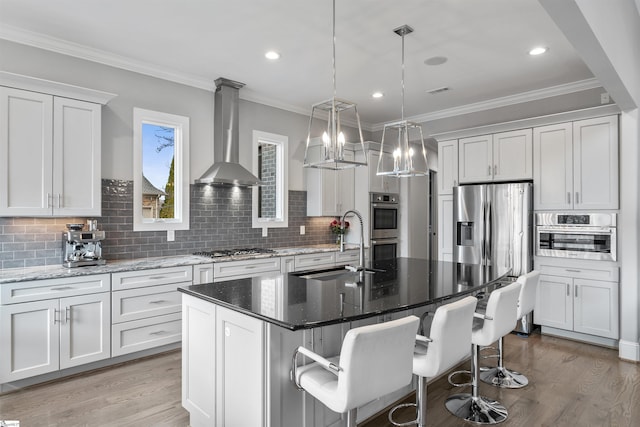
left=294, top=267, right=356, bottom=281
left=293, top=266, right=383, bottom=281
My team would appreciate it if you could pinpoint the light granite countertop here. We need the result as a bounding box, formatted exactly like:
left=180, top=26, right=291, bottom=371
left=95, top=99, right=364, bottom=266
left=0, top=244, right=361, bottom=284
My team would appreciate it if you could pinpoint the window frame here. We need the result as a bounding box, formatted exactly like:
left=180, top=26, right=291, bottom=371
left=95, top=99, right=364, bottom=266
left=252, top=130, right=288, bottom=229
left=133, top=107, right=190, bottom=232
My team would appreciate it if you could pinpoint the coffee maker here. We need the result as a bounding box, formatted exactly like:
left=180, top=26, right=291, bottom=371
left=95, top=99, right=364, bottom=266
left=62, top=223, right=106, bottom=268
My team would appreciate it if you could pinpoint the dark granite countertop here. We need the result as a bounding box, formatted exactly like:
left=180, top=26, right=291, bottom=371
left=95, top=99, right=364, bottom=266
left=179, top=257, right=511, bottom=330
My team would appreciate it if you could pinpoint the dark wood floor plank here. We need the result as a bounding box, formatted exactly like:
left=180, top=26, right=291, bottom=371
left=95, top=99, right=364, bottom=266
left=0, top=331, right=638, bottom=427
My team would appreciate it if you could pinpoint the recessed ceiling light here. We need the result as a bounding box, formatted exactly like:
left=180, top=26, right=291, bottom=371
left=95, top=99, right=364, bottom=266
left=372, top=92, right=384, bottom=99
left=265, top=51, right=280, bottom=60
left=529, top=46, right=548, bottom=56
left=424, top=56, right=448, bottom=66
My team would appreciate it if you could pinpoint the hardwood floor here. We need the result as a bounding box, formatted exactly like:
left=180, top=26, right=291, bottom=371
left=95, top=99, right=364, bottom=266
left=0, top=332, right=638, bottom=427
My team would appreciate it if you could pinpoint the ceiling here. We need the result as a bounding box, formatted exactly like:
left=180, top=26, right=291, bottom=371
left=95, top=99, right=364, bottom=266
left=0, top=0, right=598, bottom=129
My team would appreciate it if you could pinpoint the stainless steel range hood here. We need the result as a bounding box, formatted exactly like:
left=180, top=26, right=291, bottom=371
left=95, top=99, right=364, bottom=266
left=195, top=78, right=262, bottom=186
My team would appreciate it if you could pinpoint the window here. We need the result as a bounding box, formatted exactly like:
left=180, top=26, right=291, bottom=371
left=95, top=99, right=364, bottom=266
left=133, top=108, right=190, bottom=231
left=252, top=130, right=288, bottom=229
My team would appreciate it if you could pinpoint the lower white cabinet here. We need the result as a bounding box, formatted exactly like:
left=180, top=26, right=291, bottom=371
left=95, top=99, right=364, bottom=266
left=534, top=259, right=619, bottom=341
left=111, top=266, right=190, bottom=356
left=213, top=257, right=281, bottom=282
left=0, top=275, right=111, bottom=383
left=193, top=263, right=214, bottom=285
left=438, top=195, right=453, bottom=261
left=294, top=252, right=335, bottom=271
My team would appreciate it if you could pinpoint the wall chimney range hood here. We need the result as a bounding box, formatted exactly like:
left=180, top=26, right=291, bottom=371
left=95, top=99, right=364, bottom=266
left=195, top=78, right=262, bottom=187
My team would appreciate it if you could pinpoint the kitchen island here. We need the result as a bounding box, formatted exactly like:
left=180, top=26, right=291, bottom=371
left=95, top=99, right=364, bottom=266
left=179, top=258, right=510, bottom=427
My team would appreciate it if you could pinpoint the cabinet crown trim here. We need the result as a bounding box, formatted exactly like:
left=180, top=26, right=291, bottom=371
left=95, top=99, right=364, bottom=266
left=0, top=71, right=117, bottom=104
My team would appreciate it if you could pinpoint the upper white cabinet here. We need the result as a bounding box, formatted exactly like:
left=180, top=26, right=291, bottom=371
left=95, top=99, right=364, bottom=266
left=534, top=115, right=618, bottom=210
left=437, top=139, right=458, bottom=195
left=458, top=129, right=532, bottom=184
left=0, top=87, right=102, bottom=216
left=306, top=146, right=355, bottom=216
left=368, top=150, right=400, bottom=194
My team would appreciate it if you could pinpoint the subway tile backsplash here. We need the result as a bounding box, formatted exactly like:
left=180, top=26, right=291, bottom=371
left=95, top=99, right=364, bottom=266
left=0, top=179, right=335, bottom=268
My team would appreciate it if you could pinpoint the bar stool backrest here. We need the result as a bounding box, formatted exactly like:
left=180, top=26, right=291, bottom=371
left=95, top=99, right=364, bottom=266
left=338, top=315, right=420, bottom=411
left=414, top=296, right=478, bottom=378
left=473, top=282, right=521, bottom=347
left=516, top=270, right=540, bottom=320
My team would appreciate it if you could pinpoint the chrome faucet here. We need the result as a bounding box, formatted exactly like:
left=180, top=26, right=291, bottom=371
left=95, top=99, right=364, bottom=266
left=340, top=209, right=365, bottom=281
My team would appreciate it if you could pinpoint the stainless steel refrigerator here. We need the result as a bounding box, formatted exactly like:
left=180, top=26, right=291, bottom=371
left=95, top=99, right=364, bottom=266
left=453, top=182, right=533, bottom=278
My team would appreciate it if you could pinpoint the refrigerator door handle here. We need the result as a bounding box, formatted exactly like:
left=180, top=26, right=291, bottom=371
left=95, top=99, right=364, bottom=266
left=487, top=202, right=493, bottom=265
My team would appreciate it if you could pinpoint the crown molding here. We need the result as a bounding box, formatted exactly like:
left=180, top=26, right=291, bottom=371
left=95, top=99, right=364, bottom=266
left=0, top=25, right=215, bottom=91
left=370, top=78, right=603, bottom=131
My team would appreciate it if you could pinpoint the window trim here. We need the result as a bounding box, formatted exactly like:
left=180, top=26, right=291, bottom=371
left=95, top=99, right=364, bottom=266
left=133, top=108, right=190, bottom=232
left=252, top=130, right=288, bottom=229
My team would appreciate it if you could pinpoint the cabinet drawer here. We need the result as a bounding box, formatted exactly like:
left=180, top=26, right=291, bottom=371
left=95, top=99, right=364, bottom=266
left=0, top=274, right=110, bottom=305
left=214, top=257, right=281, bottom=281
left=112, top=266, right=192, bottom=290
left=335, top=250, right=360, bottom=265
left=295, top=252, right=335, bottom=271
left=534, top=258, right=619, bottom=282
left=112, top=283, right=185, bottom=323
left=111, top=312, right=181, bottom=357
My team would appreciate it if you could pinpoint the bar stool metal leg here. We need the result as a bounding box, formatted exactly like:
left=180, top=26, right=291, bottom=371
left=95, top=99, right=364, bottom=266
left=445, top=343, right=508, bottom=424
left=480, top=336, right=528, bottom=388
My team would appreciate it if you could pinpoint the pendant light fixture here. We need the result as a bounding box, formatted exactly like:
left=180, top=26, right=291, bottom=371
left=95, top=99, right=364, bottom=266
left=304, top=0, right=367, bottom=170
left=377, top=25, right=429, bottom=178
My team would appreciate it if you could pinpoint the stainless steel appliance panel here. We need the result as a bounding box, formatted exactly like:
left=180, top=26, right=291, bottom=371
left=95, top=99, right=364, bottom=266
left=454, top=182, right=533, bottom=277
left=370, top=193, right=399, bottom=240
left=370, top=238, right=398, bottom=262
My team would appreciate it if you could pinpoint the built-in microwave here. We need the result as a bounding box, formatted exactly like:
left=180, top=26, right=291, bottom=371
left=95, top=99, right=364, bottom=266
left=535, top=213, right=617, bottom=261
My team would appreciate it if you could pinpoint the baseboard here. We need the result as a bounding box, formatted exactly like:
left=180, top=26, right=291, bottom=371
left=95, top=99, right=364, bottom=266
left=540, top=326, right=618, bottom=349
left=618, top=340, right=640, bottom=362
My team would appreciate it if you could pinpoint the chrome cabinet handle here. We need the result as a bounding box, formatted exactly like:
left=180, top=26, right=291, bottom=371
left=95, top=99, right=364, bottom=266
left=51, top=286, right=73, bottom=291
left=57, top=193, right=62, bottom=208
left=453, top=179, right=457, bottom=186
left=47, top=193, right=52, bottom=208
left=149, top=330, right=166, bottom=336
left=575, top=286, right=578, bottom=298
left=54, top=309, right=61, bottom=324
left=65, top=307, right=71, bottom=323
left=149, top=300, right=166, bottom=304
left=566, top=284, right=570, bottom=296
left=148, top=275, right=167, bottom=280
left=565, top=269, right=581, bottom=273
left=575, top=192, right=579, bottom=204
left=494, top=165, right=497, bottom=175
left=487, top=165, right=491, bottom=175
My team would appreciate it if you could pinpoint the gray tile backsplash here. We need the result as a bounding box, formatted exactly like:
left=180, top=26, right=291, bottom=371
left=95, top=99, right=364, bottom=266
left=0, top=179, right=335, bottom=268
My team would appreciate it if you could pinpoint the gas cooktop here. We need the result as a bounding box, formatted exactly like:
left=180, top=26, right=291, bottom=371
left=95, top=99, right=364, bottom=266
left=194, top=248, right=276, bottom=258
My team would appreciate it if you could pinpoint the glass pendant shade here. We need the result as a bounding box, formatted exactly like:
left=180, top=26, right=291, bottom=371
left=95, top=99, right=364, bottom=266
left=377, top=25, right=429, bottom=177
left=304, top=0, right=367, bottom=170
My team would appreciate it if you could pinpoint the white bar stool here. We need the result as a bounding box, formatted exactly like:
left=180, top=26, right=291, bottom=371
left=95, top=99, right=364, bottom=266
left=445, top=281, right=521, bottom=424
left=481, top=270, right=540, bottom=388
left=291, top=316, right=420, bottom=427
left=387, top=296, right=478, bottom=427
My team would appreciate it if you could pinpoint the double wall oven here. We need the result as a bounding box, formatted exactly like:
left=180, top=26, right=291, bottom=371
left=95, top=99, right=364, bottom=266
left=535, top=213, right=617, bottom=261
left=369, top=192, right=399, bottom=262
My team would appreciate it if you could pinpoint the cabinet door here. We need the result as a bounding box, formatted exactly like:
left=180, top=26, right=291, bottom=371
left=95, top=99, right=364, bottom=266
left=368, top=150, right=386, bottom=193
left=53, top=97, right=102, bottom=216
left=572, top=116, right=619, bottom=210
left=492, top=129, right=532, bottom=181
left=336, top=150, right=355, bottom=213
left=533, top=123, right=573, bottom=210
left=0, top=87, right=54, bottom=216
left=534, top=275, right=573, bottom=330
left=573, top=278, right=619, bottom=339
left=437, top=139, right=458, bottom=195
left=437, top=195, right=453, bottom=261
left=216, top=306, right=265, bottom=427
left=0, top=299, right=59, bottom=382
left=458, top=135, right=492, bottom=183
left=59, top=293, right=110, bottom=369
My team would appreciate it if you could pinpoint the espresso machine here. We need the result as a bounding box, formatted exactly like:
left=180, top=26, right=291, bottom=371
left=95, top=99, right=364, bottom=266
left=62, top=222, right=106, bottom=268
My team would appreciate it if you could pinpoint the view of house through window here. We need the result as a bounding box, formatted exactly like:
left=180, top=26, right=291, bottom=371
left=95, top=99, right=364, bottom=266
left=142, top=124, right=175, bottom=219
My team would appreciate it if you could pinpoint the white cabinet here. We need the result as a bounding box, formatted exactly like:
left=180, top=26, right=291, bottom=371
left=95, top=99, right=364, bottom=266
left=0, top=274, right=111, bottom=383
left=0, top=87, right=102, bottom=216
left=368, top=150, right=400, bottom=194
left=533, top=115, right=618, bottom=210
left=193, top=263, right=214, bottom=285
left=306, top=147, right=355, bottom=216
left=213, top=257, right=281, bottom=282
left=437, top=195, right=453, bottom=261
left=437, top=139, right=458, bottom=195
left=111, top=266, right=190, bottom=356
left=459, top=129, right=532, bottom=183
left=181, top=295, right=266, bottom=427
left=294, top=252, right=336, bottom=271
left=534, top=259, right=619, bottom=341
